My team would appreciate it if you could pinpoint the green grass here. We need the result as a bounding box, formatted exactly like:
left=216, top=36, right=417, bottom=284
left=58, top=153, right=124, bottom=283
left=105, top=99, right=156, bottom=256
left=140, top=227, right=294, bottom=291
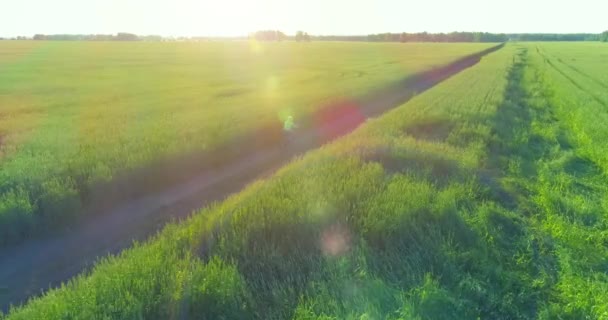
left=4, top=44, right=523, bottom=319
left=0, top=41, right=493, bottom=244
left=5, top=42, right=608, bottom=319
left=520, top=43, right=608, bottom=318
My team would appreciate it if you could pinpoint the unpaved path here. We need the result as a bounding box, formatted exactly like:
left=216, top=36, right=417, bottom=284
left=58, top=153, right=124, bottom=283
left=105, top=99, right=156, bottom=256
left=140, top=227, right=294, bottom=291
left=0, top=44, right=503, bottom=311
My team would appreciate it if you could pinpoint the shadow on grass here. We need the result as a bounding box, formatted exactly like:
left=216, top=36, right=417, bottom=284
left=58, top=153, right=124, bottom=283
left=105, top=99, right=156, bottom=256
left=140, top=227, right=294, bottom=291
left=354, top=47, right=559, bottom=319
left=365, top=148, right=466, bottom=185
left=168, top=45, right=570, bottom=320
left=563, top=155, right=602, bottom=178
left=404, top=118, right=455, bottom=142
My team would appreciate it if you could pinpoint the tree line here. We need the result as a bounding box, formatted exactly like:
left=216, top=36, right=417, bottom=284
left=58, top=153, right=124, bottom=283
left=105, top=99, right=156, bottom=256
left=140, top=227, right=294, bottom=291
left=251, top=30, right=287, bottom=41
left=30, top=33, right=159, bottom=41
left=3, top=31, right=606, bottom=42
left=511, top=33, right=601, bottom=41
left=316, top=32, right=604, bottom=43
left=367, top=32, right=508, bottom=42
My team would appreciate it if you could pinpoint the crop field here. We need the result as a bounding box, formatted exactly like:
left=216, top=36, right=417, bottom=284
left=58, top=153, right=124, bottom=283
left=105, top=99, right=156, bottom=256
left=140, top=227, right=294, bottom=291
left=0, top=41, right=493, bottom=245
left=4, top=42, right=608, bottom=319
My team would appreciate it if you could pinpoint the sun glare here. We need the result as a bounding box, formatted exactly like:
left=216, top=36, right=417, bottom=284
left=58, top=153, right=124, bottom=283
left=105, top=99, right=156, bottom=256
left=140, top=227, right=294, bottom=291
left=182, top=0, right=274, bottom=36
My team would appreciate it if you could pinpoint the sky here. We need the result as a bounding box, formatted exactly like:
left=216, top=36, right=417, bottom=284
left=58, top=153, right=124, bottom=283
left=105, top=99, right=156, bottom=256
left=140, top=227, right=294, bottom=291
left=1, top=0, right=607, bottom=37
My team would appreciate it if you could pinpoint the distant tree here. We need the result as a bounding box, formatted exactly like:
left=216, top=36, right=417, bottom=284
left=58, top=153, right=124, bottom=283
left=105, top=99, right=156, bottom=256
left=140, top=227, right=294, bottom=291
left=295, top=31, right=304, bottom=42
left=114, top=32, right=139, bottom=41
left=278, top=30, right=287, bottom=41
left=420, top=32, right=429, bottom=42
left=509, top=33, right=595, bottom=41
left=33, top=34, right=47, bottom=40
left=295, top=31, right=311, bottom=42
left=142, top=35, right=163, bottom=41
left=253, top=30, right=287, bottom=41
left=472, top=32, right=482, bottom=42
left=91, top=34, right=114, bottom=41
left=601, top=31, right=608, bottom=42
left=254, top=32, right=592, bottom=43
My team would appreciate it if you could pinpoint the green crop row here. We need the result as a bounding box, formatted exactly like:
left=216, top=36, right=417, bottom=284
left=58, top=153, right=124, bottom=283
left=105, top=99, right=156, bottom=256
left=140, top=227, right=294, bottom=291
left=520, top=43, right=608, bottom=318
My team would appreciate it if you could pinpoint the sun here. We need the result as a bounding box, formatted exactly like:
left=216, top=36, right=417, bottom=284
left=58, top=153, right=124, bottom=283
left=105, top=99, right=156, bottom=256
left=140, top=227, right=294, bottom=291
left=181, top=0, right=272, bottom=37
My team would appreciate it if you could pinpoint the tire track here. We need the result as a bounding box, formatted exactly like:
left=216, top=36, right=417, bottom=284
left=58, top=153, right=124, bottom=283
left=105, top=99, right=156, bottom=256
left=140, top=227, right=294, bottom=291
left=537, top=47, right=608, bottom=108
left=554, top=57, right=608, bottom=90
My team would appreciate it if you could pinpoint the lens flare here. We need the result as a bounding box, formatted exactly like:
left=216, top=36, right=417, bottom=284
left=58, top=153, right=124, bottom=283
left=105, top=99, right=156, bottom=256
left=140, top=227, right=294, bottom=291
left=314, top=99, right=366, bottom=143
left=248, top=38, right=264, bottom=54
left=320, top=224, right=351, bottom=257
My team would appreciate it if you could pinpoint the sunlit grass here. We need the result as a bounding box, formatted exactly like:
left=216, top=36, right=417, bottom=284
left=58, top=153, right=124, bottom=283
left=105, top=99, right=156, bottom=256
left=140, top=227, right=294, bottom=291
left=4, top=42, right=608, bottom=319
left=0, top=41, right=493, bottom=244
left=4, top=44, right=520, bottom=319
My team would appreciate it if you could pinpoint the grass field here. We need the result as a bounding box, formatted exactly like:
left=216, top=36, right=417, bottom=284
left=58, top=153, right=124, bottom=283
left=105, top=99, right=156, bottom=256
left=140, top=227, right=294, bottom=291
left=0, top=41, right=493, bottom=244
left=2, top=42, right=515, bottom=318
left=4, top=42, right=608, bottom=319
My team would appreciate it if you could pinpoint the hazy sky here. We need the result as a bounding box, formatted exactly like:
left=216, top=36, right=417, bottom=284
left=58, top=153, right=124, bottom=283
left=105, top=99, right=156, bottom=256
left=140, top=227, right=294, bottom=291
left=2, top=0, right=607, bottom=37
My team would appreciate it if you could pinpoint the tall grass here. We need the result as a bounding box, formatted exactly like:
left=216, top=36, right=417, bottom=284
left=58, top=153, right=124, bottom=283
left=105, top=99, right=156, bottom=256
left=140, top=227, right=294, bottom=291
left=6, top=43, right=608, bottom=319
left=522, top=43, right=608, bottom=318
left=0, top=41, right=494, bottom=244
left=5, top=45, right=524, bottom=319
